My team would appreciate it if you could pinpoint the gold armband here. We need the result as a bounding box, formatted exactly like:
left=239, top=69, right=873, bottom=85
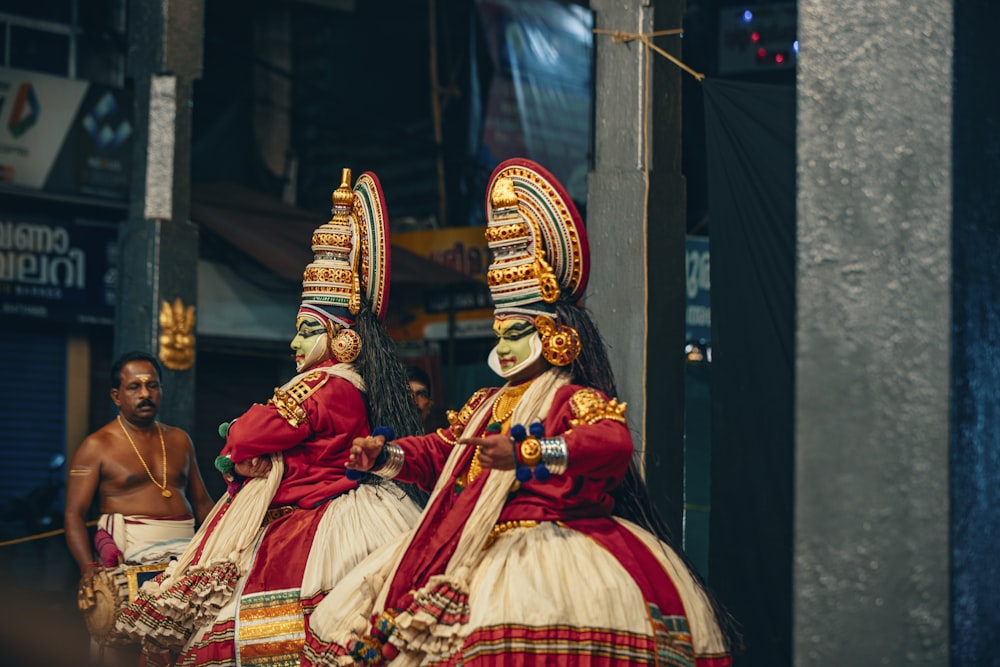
left=568, top=388, right=627, bottom=427
left=269, top=371, right=328, bottom=427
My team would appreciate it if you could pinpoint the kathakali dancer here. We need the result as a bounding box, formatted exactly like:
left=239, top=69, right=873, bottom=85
left=117, top=168, right=425, bottom=665
left=303, top=158, right=738, bottom=667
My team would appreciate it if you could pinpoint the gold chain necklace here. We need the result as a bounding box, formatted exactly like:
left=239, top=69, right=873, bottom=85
left=466, top=379, right=538, bottom=486
left=117, top=414, right=172, bottom=498
left=490, top=379, right=534, bottom=427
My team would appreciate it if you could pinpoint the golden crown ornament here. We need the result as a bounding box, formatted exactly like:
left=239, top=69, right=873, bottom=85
left=297, top=167, right=392, bottom=338
left=484, top=158, right=590, bottom=365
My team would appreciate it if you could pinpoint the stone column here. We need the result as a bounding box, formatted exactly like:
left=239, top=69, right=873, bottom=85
left=589, top=0, right=687, bottom=532
left=795, top=1, right=951, bottom=663
left=117, top=0, right=203, bottom=431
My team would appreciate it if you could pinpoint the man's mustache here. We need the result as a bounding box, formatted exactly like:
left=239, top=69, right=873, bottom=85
left=137, top=400, right=157, bottom=409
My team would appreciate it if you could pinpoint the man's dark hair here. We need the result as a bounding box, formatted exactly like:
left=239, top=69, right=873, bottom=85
left=110, top=351, right=163, bottom=389
left=405, top=365, right=432, bottom=395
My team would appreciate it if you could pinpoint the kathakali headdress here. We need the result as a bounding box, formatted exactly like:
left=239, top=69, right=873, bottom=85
left=485, top=158, right=590, bottom=367
left=299, top=168, right=391, bottom=362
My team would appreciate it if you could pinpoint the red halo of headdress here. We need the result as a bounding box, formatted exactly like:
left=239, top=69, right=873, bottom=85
left=353, top=171, right=391, bottom=323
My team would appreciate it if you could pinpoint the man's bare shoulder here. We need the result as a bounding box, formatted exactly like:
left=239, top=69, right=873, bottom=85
left=160, top=423, right=194, bottom=448
left=75, top=421, right=120, bottom=454
left=160, top=424, right=201, bottom=467
left=69, top=422, right=124, bottom=476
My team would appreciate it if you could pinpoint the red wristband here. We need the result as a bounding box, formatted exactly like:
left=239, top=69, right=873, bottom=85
left=82, top=561, right=101, bottom=574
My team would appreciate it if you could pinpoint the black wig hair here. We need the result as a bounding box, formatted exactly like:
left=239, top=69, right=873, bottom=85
left=554, top=300, right=617, bottom=397
left=351, top=304, right=430, bottom=506
left=352, top=305, right=424, bottom=440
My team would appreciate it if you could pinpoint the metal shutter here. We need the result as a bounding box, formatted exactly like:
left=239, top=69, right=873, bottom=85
left=0, top=332, right=66, bottom=537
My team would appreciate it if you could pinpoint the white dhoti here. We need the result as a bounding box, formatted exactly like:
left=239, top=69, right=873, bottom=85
left=98, top=513, right=195, bottom=564
left=84, top=514, right=196, bottom=664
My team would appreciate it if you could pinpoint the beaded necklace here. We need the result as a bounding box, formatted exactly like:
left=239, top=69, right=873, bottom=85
left=117, top=414, right=172, bottom=498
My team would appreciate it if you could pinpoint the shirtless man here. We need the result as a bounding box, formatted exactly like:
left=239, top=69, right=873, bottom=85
left=64, top=351, right=214, bottom=584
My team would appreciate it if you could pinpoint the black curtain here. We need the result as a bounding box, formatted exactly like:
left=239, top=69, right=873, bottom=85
left=951, top=1, right=1000, bottom=664
left=703, top=79, right=795, bottom=667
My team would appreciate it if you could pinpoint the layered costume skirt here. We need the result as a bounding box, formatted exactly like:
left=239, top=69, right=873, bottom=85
left=305, top=370, right=730, bottom=667
left=306, top=518, right=729, bottom=667
left=178, top=482, right=420, bottom=666
left=118, top=473, right=420, bottom=667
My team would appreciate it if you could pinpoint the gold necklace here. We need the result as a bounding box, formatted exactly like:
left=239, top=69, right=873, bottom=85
left=490, top=379, right=534, bottom=428
left=117, top=414, right=172, bottom=498
left=466, top=379, right=537, bottom=486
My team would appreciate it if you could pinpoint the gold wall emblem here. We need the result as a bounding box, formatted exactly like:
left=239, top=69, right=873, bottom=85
left=159, top=297, right=195, bottom=371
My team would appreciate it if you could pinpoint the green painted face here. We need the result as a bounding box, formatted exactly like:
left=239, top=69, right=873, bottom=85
left=290, top=316, right=329, bottom=371
left=492, top=316, right=539, bottom=378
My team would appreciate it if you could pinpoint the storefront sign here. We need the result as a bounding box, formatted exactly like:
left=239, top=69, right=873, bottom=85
left=0, top=66, right=132, bottom=200
left=0, top=215, right=117, bottom=325
left=686, top=236, right=711, bottom=343
left=389, top=227, right=493, bottom=341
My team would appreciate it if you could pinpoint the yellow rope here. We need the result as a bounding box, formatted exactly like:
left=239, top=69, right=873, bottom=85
left=593, top=28, right=705, bottom=82
left=0, top=519, right=99, bottom=547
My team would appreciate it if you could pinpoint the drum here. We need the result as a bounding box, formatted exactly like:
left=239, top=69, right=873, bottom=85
left=77, top=562, right=167, bottom=646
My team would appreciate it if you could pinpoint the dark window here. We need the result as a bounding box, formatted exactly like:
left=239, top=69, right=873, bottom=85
left=9, top=25, right=70, bottom=76
left=0, top=0, right=73, bottom=23
left=76, top=37, right=124, bottom=87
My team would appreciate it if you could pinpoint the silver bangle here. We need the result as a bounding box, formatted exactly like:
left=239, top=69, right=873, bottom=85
left=372, top=442, right=404, bottom=479
left=538, top=437, right=568, bottom=475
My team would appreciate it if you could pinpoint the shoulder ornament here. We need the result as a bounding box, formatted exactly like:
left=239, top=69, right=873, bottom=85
left=568, top=388, right=627, bottom=427
left=445, top=388, right=493, bottom=438
left=269, top=371, right=329, bottom=428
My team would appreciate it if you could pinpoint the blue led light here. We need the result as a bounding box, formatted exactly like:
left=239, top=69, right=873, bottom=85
left=792, top=40, right=800, bottom=54
left=743, top=9, right=753, bottom=23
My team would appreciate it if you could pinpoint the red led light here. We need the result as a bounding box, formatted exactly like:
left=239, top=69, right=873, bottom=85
left=757, top=47, right=767, bottom=58
left=751, top=31, right=760, bottom=43
left=775, top=53, right=785, bottom=64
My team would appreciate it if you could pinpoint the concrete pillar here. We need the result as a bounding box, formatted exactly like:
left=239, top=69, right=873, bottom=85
left=590, top=0, right=687, bottom=533
left=795, top=1, right=951, bottom=663
left=118, top=0, right=203, bottom=431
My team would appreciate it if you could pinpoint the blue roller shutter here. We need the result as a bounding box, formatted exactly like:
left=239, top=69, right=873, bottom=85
left=0, top=331, right=66, bottom=538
